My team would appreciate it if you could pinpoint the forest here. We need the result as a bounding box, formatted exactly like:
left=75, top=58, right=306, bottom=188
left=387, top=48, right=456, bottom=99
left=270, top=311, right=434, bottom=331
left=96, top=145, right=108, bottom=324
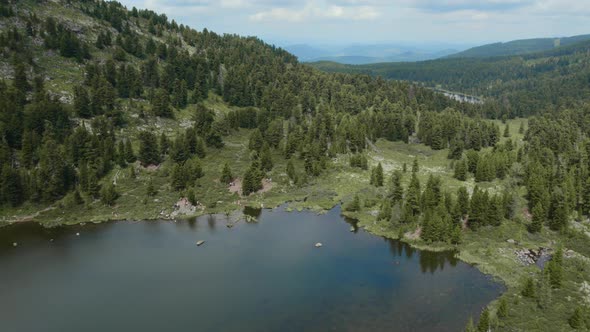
left=310, top=39, right=590, bottom=118
left=0, top=0, right=589, bottom=331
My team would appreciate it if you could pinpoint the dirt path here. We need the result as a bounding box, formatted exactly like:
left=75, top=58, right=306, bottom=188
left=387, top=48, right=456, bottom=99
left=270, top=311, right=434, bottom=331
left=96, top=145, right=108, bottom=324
left=5, top=206, right=56, bottom=223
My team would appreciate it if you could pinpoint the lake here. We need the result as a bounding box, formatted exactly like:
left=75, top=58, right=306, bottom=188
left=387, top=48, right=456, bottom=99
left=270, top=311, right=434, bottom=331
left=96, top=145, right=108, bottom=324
left=0, top=206, right=503, bottom=332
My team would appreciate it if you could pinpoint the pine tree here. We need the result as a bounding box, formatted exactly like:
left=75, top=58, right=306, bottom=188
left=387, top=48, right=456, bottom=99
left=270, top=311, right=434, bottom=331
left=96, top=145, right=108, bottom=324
left=569, top=307, right=584, bottom=329
left=412, top=157, right=419, bottom=173
left=86, top=166, right=100, bottom=199
left=403, top=173, right=421, bottom=223
left=344, top=194, right=361, bottom=212
left=100, top=181, right=118, bottom=206
left=378, top=199, right=392, bottom=221
left=529, top=203, right=545, bottom=233
left=220, top=162, right=233, bottom=184
left=466, top=150, right=479, bottom=174
left=477, top=308, right=490, bottom=332
left=116, top=140, right=126, bottom=167
left=152, top=88, right=172, bottom=117
left=583, top=177, right=590, bottom=217
left=124, top=139, right=136, bottom=163
left=146, top=177, right=157, bottom=196
left=548, top=189, right=568, bottom=231
left=286, top=160, right=297, bottom=182
left=497, top=298, right=508, bottom=318
left=465, top=317, right=476, bottom=332
left=546, top=247, right=563, bottom=288
left=454, top=158, right=467, bottom=181
left=518, top=121, right=525, bottom=134
left=159, top=133, right=170, bottom=156
left=248, top=129, right=264, bottom=153
left=138, top=131, right=160, bottom=166
left=260, top=144, right=273, bottom=172
left=1, top=165, right=23, bottom=207
left=503, top=124, right=510, bottom=137
left=521, top=277, right=536, bottom=297
left=370, top=162, right=384, bottom=187
left=454, top=186, right=470, bottom=221
left=388, top=170, right=404, bottom=203
left=242, top=160, right=263, bottom=195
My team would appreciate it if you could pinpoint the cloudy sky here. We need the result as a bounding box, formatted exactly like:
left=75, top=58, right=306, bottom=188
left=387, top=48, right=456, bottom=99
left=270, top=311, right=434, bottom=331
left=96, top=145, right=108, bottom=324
left=117, top=0, right=590, bottom=45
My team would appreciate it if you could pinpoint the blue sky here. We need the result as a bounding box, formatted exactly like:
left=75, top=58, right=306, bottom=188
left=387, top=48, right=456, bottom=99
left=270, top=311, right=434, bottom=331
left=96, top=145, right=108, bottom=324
left=117, top=0, right=590, bottom=46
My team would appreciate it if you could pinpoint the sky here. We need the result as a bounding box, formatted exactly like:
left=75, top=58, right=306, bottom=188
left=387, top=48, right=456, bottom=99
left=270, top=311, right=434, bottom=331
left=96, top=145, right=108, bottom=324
left=117, top=0, right=590, bottom=46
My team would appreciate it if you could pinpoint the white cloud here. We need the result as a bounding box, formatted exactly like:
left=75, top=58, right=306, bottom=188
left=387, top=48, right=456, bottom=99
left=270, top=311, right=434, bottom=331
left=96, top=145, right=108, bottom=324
left=249, top=1, right=380, bottom=22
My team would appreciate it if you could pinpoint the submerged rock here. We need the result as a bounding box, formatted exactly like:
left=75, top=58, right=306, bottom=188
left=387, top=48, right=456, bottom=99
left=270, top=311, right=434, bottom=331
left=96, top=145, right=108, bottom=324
left=12, top=242, right=17, bottom=247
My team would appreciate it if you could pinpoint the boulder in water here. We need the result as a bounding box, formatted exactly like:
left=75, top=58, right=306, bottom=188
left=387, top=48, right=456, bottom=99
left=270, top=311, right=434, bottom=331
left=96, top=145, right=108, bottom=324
left=315, top=242, right=322, bottom=248
left=197, top=240, right=205, bottom=246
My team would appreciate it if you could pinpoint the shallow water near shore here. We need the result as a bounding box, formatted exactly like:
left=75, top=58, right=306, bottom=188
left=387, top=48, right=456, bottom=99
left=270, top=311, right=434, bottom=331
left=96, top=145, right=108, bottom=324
left=0, top=206, right=503, bottom=332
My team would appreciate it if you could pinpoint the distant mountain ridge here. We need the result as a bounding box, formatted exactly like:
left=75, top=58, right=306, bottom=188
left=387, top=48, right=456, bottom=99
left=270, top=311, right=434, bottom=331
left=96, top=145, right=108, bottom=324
left=283, top=43, right=466, bottom=64
left=446, top=34, right=590, bottom=58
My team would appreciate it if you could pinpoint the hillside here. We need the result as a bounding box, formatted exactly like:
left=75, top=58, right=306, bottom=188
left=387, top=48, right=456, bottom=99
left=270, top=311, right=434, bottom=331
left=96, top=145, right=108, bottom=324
left=1, top=2, right=590, bottom=331
left=446, top=34, right=590, bottom=59
left=310, top=39, right=590, bottom=118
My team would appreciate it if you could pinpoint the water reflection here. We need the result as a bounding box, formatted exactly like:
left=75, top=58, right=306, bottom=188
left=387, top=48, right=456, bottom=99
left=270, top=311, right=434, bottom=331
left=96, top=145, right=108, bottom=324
left=243, top=206, right=262, bottom=220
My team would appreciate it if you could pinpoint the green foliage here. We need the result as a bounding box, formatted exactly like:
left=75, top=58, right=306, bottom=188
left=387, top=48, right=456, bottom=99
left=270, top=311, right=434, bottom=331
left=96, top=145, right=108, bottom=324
left=100, top=182, right=119, bottom=206
left=242, top=159, right=263, bottom=196
left=344, top=194, right=361, bottom=212
left=138, top=131, right=160, bottom=166
left=477, top=307, right=490, bottom=332
left=497, top=298, right=508, bottom=318
left=568, top=307, right=586, bottom=329
left=521, top=277, right=536, bottom=298
left=370, top=162, right=384, bottom=187
left=546, top=247, right=563, bottom=288
left=454, top=158, right=467, bottom=181
left=377, top=199, right=392, bottom=222
left=220, top=162, right=233, bottom=185
left=529, top=203, right=545, bottom=233
left=349, top=154, right=368, bottom=169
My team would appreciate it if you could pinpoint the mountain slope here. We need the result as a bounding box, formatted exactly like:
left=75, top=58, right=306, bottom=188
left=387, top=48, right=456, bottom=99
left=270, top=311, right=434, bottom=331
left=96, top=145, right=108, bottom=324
left=310, top=39, right=590, bottom=117
left=446, top=34, right=590, bottom=58
left=0, top=0, right=474, bottom=212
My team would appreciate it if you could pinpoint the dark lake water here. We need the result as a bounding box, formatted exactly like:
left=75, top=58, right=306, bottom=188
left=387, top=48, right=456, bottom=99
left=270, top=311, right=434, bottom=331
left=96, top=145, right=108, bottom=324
left=0, top=207, right=503, bottom=332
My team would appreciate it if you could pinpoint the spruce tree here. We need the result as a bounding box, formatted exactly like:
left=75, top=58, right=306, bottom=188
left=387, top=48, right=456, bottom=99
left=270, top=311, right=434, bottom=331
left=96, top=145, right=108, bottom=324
left=548, top=189, right=568, bottom=231
left=477, top=308, right=490, bottom=332
left=497, top=298, right=509, bottom=317
left=370, top=162, right=384, bottom=187
left=388, top=170, right=404, bottom=203
left=412, top=157, right=419, bottom=173
left=546, top=247, right=563, bottom=288
left=146, top=177, right=157, bottom=196
left=248, top=129, right=264, bottom=153
left=286, top=160, right=297, bottom=182
left=124, top=139, right=135, bottom=163
left=220, top=162, right=233, bottom=184
left=260, top=144, right=273, bottom=172
left=100, top=181, right=118, bottom=206
left=569, top=307, right=584, bottom=329
left=454, top=158, right=467, bottom=181
left=529, top=203, right=545, bottom=233
left=378, top=199, right=392, bottom=222
left=521, top=277, right=536, bottom=297
left=138, top=131, right=160, bottom=166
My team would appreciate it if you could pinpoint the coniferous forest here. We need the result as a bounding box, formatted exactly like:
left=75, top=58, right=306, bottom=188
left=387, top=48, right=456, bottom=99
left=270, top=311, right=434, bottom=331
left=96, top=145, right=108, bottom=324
left=0, top=1, right=589, bottom=331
